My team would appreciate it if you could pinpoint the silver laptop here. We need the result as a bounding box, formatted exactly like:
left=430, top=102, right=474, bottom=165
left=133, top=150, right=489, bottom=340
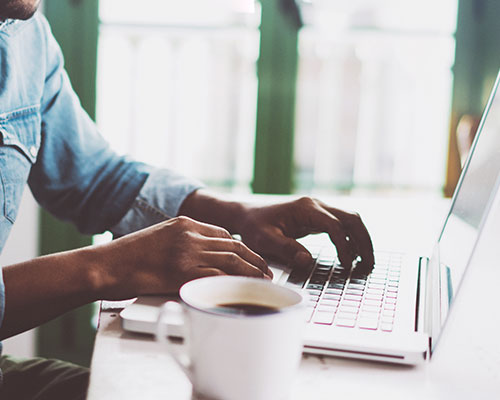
left=120, top=71, right=500, bottom=365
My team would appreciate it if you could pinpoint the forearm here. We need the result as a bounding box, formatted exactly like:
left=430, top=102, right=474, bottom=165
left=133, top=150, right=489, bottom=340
left=1, top=247, right=103, bottom=340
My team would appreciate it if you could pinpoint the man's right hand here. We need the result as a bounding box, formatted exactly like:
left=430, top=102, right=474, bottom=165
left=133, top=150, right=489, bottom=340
left=95, top=216, right=272, bottom=300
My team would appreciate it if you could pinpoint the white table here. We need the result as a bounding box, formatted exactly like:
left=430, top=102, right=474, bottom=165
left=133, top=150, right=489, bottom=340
left=86, top=195, right=500, bottom=400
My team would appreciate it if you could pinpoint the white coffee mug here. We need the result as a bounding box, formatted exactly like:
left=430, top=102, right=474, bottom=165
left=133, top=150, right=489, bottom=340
left=156, top=276, right=307, bottom=400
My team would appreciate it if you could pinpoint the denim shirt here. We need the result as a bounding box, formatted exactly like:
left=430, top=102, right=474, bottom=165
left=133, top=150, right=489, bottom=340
left=0, top=13, right=202, bottom=365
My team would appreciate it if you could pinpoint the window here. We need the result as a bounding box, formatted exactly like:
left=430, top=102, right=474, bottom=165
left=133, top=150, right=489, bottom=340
left=97, top=0, right=458, bottom=195
left=97, top=0, right=260, bottom=191
left=294, top=0, right=458, bottom=194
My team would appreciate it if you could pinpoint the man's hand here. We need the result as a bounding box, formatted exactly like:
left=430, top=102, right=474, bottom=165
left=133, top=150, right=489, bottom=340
left=98, top=216, right=272, bottom=299
left=179, top=190, right=375, bottom=273
left=237, top=197, right=374, bottom=272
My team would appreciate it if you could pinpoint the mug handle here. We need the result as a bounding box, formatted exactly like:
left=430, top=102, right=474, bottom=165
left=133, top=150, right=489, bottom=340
left=156, top=301, right=193, bottom=381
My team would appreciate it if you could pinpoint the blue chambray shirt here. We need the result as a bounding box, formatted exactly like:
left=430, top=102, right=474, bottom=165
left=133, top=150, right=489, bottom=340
left=0, top=12, right=203, bottom=370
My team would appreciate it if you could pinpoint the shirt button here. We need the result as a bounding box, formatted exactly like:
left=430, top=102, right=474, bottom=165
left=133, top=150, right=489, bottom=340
left=30, top=146, right=38, bottom=157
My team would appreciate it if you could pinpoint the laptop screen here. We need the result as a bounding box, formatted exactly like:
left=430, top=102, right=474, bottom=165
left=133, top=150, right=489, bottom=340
left=428, top=71, right=500, bottom=351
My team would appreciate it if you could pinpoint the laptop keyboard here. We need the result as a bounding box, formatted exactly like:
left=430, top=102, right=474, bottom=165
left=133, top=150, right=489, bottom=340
left=285, top=248, right=401, bottom=332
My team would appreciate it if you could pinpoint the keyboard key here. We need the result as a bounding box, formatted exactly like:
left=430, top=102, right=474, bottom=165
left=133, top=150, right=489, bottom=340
left=344, top=294, right=362, bottom=302
left=320, top=299, right=340, bottom=307
left=361, top=305, right=381, bottom=314
left=382, top=309, right=395, bottom=317
left=316, top=263, right=333, bottom=271
left=345, top=289, right=363, bottom=296
left=312, top=272, right=329, bottom=280
left=366, top=288, right=384, bottom=295
left=313, top=311, right=335, bottom=325
left=307, top=283, right=324, bottom=291
left=335, top=318, right=356, bottom=328
left=368, top=283, right=385, bottom=290
left=384, top=304, right=396, bottom=311
left=380, top=323, right=393, bottom=332
left=328, top=282, right=345, bottom=290
left=349, top=278, right=367, bottom=285
left=309, top=277, right=328, bottom=286
left=347, top=283, right=365, bottom=291
left=370, top=272, right=388, bottom=279
left=341, top=300, right=361, bottom=308
left=325, top=288, right=343, bottom=296
left=386, top=292, right=398, bottom=299
left=358, top=318, right=379, bottom=330
left=369, top=278, right=387, bottom=285
left=359, top=313, right=379, bottom=323
left=339, top=306, right=358, bottom=315
left=318, top=255, right=336, bottom=264
left=363, top=299, right=382, bottom=307
left=307, top=289, right=322, bottom=296
left=365, top=293, right=383, bottom=301
left=338, top=308, right=358, bottom=318
left=318, top=304, right=337, bottom=313
left=323, top=294, right=341, bottom=301
left=385, top=298, right=397, bottom=305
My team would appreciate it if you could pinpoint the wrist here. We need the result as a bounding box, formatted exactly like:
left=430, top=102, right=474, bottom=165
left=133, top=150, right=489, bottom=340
left=82, top=244, right=123, bottom=300
left=178, top=189, right=247, bottom=233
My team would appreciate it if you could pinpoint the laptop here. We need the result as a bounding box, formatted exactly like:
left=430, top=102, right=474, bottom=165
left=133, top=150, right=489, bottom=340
left=120, top=71, right=500, bottom=365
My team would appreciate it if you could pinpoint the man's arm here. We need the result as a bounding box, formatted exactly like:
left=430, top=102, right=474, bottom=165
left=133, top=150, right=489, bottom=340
left=0, top=216, right=271, bottom=340
left=1, top=248, right=100, bottom=340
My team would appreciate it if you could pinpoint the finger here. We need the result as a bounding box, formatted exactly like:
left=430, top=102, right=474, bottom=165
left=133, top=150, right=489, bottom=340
left=201, top=237, right=270, bottom=276
left=202, top=252, right=272, bottom=280
left=182, top=218, right=233, bottom=239
left=253, top=226, right=313, bottom=269
left=319, top=204, right=375, bottom=269
left=299, top=207, right=355, bottom=268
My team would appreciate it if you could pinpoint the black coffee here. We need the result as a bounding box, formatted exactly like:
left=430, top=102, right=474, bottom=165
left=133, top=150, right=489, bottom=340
left=212, top=302, right=280, bottom=316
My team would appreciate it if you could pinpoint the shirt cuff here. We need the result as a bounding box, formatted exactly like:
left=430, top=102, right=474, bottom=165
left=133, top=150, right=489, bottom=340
left=110, top=169, right=204, bottom=237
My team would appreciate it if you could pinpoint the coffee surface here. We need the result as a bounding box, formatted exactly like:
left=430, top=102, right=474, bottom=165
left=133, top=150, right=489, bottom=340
left=212, top=302, right=280, bottom=316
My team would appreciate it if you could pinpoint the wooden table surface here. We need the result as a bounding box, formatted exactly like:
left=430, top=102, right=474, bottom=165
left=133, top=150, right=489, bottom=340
left=86, top=195, right=500, bottom=400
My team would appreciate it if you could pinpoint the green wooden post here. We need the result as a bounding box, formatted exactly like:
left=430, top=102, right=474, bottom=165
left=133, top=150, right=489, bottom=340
left=445, top=0, right=500, bottom=196
left=252, top=0, right=301, bottom=194
left=38, top=0, right=99, bottom=367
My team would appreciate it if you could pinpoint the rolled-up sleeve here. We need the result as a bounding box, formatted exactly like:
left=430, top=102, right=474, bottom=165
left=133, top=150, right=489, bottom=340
left=110, top=168, right=204, bottom=236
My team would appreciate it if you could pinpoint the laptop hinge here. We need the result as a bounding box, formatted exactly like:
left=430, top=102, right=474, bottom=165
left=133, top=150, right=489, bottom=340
left=415, top=256, right=429, bottom=333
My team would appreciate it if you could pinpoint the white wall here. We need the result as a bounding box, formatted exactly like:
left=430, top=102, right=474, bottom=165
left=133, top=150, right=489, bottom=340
left=2, top=190, right=39, bottom=358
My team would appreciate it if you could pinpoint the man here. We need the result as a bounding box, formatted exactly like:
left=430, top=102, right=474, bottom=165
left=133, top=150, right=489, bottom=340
left=0, top=0, right=374, bottom=398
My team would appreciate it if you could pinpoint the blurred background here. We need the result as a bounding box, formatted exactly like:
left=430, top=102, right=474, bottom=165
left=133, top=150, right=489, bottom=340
left=2, top=0, right=500, bottom=367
